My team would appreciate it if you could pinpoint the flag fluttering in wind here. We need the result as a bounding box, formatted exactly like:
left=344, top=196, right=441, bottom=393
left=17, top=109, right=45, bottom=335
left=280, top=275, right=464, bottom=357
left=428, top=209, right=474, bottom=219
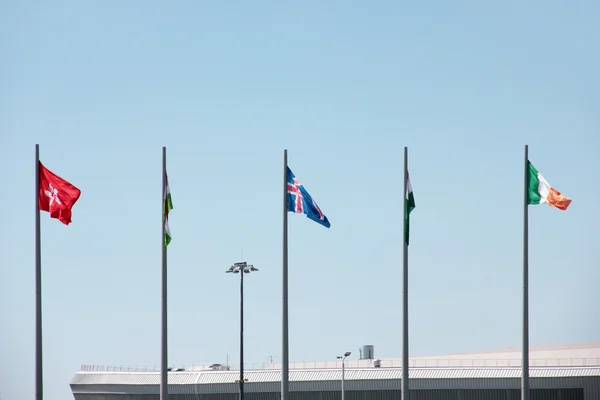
left=38, top=161, right=81, bottom=225
left=164, top=174, right=173, bottom=246
left=405, top=171, right=415, bottom=245
left=287, top=166, right=330, bottom=228
left=527, top=161, right=571, bottom=210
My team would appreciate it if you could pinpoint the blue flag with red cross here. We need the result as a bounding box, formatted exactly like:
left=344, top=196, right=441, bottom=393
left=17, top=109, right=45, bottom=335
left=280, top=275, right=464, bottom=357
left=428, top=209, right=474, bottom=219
left=287, top=167, right=330, bottom=228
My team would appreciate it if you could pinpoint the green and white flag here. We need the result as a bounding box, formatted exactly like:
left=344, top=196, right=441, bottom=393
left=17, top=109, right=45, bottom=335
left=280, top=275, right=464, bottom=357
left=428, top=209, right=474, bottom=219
left=405, top=171, right=415, bottom=245
left=164, top=174, right=173, bottom=246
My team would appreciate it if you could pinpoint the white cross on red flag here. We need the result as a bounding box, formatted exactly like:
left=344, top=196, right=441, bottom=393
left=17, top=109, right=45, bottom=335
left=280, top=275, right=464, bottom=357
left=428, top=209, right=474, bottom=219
left=38, top=161, right=81, bottom=225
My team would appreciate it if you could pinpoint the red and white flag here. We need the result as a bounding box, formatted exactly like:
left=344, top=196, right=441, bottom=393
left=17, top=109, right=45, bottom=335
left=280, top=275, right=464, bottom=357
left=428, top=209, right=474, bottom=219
left=38, top=161, right=81, bottom=225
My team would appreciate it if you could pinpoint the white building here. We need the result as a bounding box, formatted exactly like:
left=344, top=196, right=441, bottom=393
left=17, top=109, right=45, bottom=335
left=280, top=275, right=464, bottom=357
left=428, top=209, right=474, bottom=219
left=70, top=342, right=600, bottom=399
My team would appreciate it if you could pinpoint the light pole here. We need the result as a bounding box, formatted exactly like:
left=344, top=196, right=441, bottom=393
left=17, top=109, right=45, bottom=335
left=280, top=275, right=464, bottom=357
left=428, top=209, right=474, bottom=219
left=337, top=351, right=351, bottom=400
left=226, top=261, right=259, bottom=400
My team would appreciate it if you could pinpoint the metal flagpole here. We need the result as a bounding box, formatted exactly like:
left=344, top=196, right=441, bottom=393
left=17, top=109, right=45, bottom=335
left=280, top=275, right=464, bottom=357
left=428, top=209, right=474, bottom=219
left=401, top=146, right=409, bottom=400
left=281, top=149, right=289, bottom=400
left=35, top=144, right=43, bottom=400
left=161, top=146, right=168, bottom=400
left=239, top=264, right=245, bottom=400
left=522, top=145, right=529, bottom=400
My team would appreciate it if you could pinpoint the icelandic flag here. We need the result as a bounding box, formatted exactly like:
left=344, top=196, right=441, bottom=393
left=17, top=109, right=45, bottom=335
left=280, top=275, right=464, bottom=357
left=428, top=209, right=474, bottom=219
left=287, top=167, right=330, bottom=228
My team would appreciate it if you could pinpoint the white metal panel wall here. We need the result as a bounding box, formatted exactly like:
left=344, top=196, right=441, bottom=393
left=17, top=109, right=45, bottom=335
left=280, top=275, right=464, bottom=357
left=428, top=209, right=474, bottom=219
left=73, top=388, right=588, bottom=400
left=72, top=377, right=600, bottom=397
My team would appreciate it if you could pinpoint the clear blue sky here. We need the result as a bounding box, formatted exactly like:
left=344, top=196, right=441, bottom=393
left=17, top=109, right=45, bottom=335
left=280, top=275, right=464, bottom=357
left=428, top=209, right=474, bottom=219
left=1, top=1, right=599, bottom=399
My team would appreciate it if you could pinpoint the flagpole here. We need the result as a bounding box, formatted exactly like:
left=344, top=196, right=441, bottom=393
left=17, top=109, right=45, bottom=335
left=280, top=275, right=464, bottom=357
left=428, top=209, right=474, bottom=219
left=281, top=149, right=289, bottom=400
left=401, top=146, right=409, bottom=400
left=35, top=144, right=43, bottom=400
left=160, top=146, right=168, bottom=400
left=522, top=145, right=529, bottom=400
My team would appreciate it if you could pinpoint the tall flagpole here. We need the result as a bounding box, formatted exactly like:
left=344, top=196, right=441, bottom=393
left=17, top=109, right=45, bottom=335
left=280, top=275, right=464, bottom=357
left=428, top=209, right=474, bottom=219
left=160, top=146, right=168, bottom=400
left=281, top=149, right=289, bottom=400
left=401, top=146, right=409, bottom=400
left=35, top=144, right=43, bottom=400
left=522, top=145, right=529, bottom=400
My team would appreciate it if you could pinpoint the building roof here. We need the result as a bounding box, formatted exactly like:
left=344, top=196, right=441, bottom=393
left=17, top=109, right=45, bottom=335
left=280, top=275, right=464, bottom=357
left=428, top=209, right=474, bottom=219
left=71, top=366, right=600, bottom=387
left=71, top=344, right=600, bottom=397
left=72, top=342, right=600, bottom=389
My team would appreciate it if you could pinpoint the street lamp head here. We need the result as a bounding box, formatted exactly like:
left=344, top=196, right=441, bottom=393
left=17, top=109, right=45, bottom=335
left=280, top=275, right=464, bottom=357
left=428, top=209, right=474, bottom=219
left=336, top=356, right=342, bottom=359
left=227, top=262, right=258, bottom=275
left=344, top=352, right=351, bottom=357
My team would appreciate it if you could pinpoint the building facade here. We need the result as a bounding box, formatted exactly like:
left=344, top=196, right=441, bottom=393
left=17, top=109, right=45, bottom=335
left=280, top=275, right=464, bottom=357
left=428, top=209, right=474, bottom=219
left=70, top=343, right=600, bottom=400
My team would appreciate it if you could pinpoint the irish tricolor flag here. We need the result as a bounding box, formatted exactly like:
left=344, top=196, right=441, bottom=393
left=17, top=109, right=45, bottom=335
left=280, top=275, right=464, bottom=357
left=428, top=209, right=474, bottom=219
left=405, top=171, right=415, bottom=245
left=164, top=174, right=173, bottom=246
left=527, top=161, right=571, bottom=211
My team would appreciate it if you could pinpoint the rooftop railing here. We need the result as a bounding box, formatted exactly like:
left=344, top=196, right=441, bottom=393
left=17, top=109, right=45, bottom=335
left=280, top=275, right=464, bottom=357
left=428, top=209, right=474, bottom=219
left=80, top=357, right=600, bottom=373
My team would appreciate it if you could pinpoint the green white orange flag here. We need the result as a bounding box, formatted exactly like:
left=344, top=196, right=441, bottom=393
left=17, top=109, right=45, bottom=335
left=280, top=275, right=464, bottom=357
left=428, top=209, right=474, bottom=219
left=164, top=174, right=173, bottom=246
left=405, top=171, right=415, bottom=245
left=527, top=161, right=571, bottom=210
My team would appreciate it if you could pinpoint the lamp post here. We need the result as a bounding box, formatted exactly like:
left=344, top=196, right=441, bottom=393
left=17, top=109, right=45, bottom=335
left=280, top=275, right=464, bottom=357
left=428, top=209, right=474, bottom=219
left=337, top=351, right=351, bottom=400
left=226, top=262, right=259, bottom=400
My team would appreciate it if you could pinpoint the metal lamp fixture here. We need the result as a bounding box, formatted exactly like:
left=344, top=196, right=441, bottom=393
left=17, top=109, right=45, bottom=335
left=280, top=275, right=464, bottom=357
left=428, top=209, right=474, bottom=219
left=226, top=262, right=259, bottom=400
left=337, top=351, right=351, bottom=400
